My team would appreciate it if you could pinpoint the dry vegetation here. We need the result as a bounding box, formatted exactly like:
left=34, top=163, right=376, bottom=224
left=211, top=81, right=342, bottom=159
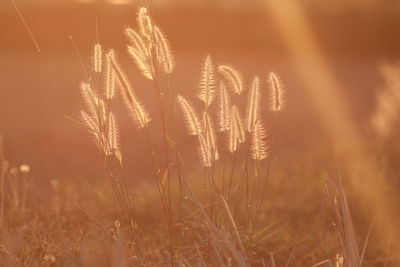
left=0, top=5, right=399, bottom=267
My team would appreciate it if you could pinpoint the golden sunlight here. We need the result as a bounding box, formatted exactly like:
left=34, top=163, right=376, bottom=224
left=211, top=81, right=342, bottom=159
left=75, top=0, right=133, bottom=4
left=1, top=1, right=399, bottom=266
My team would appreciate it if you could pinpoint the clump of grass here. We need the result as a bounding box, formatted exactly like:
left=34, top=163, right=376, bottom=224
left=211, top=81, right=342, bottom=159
left=325, top=178, right=362, bottom=267
left=77, top=6, right=288, bottom=264
left=1, top=5, right=388, bottom=267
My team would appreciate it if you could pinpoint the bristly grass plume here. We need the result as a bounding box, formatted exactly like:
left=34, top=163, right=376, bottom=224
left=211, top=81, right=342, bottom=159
left=137, top=7, right=153, bottom=41
left=105, top=50, right=116, bottom=99
left=246, top=76, right=261, bottom=132
left=269, top=72, right=285, bottom=112
left=202, top=111, right=219, bottom=161
left=93, top=43, right=102, bottom=73
left=218, top=81, right=231, bottom=132
left=177, top=95, right=202, bottom=136
left=251, top=120, right=268, bottom=160
left=154, top=25, right=175, bottom=74
left=125, top=28, right=154, bottom=80
left=218, top=65, right=244, bottom=95
left=109, top=53, right=151, bottom=128
left=229, top=105, right=246, bottom=153
left=198, top=55, right=216, bottom=107
left=125, top=7, right=175, bottom=80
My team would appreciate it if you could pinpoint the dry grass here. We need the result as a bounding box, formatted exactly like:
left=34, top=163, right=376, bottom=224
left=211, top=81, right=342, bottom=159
left=0, top=5, right=399, bottom=267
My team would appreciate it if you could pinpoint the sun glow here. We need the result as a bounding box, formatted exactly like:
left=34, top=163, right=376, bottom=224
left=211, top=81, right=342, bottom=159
left=75, top=0, right=133, bottom=4
left=4, top=1, right=400, bottom=265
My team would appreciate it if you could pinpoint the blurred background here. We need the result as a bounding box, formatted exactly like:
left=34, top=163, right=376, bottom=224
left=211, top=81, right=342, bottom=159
left=0, top=0, right=400, bottom=182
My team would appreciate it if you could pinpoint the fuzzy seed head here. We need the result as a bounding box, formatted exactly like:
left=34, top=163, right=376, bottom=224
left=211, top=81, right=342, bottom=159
left=124, top=28, right=149, bottom=58
left=197, top=133, right=212, bottom=168
left=137, top=7, right=153, bottom=41
left=98, top=99, right=107, bottom=123
left=251, top=120, right=268, bottom=160
left=269, top=72, right=285, bottom=111
left=218, top=65, right=244, bottom=95
left=127, top=45, right=154, bottom=80
left=246, top=76, right=261, bottom=132
left=154, top=26, right=175, bottom=74
left=93, top=43, right=102, bottom=73
left=124, top=28, right=155, bottom=80
left=105, top=50, right=116, bottom=99
left=203, top=111, right=219, bottom=161
left=177, top=95, right=202, bottom=136
left=110, top=54, right=151, bottom=128
left=81, top=82, right=98, bottom=116
left=229, top=105, right=246, bottom=153
left=106, top=113, right=119, bottom=155
left=218, top=81, right=231, bottom=132
left=198, top=55, right=216, bottom=107
left=124, top=27, right=155, bottom=80
left=81, top=110, right=100, bottom=140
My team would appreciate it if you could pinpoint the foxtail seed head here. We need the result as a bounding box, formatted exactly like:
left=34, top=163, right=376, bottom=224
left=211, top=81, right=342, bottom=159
left=218, top=65, right=244, bottom=95
left=251, top=120, right=268, bottom=160
left=154, top=26, right=175, bottom=74
left=269, top=72, right=285, bottom=111
left=246, top=76, right=261, bottom=132
left=203, top=111, right=219, bottom=161
left=177, top=95, right=202, bottom=136
left=105, top=50, right=116, bottom=99
left=229, top=105, right=246, bottom=153
left=93, top=43, right=102, bottom=73
left=110, top=54, right=151, bottom=128
left=198, top=55, right=216, bottom=107
left=218, top=81, right=231, bottom=132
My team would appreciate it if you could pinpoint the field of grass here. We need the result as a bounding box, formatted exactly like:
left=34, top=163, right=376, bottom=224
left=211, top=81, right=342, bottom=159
left=1, top=1, right=400, bottom=266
